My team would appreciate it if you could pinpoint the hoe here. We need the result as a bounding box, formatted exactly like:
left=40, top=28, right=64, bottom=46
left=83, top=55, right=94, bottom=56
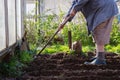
left=36, top=16, right=71, bottom=56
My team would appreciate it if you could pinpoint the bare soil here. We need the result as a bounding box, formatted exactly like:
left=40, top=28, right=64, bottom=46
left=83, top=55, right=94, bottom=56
left=20, top=52, right=120, bottom=80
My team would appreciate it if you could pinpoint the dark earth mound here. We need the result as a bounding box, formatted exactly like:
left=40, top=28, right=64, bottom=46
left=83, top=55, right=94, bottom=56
left=20, top=52, right=120, bottom=80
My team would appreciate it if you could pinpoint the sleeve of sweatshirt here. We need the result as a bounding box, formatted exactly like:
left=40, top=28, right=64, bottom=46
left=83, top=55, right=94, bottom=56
left=66, top=0, right=78, bottom=21
left=67, top=0, right=77, bottom=16
left=73, top=0, right=89, bottom=12
left=66, top=0, right=89, bottom=22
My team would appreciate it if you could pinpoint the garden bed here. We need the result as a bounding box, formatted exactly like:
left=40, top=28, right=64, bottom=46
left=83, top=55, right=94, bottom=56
left=21, top=52, right=120, bottom=80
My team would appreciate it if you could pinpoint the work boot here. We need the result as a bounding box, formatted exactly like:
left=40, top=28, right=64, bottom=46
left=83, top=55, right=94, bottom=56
left=84, top=58, right=106, bottom=65
left=89, top=57, right=96, bottom=61
left=84, top=52, right=106, bottom=65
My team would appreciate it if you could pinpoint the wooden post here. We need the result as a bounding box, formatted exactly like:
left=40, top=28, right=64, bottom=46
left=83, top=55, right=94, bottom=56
left=68, top=30, right=72, bottom=49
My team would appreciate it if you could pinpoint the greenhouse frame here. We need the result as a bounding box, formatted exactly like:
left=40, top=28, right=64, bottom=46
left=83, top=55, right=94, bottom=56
left=0, top=0, right=25, bottom=59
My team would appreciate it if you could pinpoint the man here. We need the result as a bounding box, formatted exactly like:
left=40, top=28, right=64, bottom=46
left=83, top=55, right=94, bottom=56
left=58, top=0, right=118, bottom=65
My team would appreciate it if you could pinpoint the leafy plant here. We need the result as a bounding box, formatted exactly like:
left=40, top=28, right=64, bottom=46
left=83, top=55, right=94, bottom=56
left=0, top=56, right=24, bottom=77
left=0, top=50, right=34, bottom=78
left=110, top=19, right=120, bottom=46
left=18, top=51, right=34, bottom=63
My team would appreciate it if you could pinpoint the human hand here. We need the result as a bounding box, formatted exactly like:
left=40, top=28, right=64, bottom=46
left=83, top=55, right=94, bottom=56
left=58, top=11, right=76, bottom=31
left=70, top=9, right=76, bottom=17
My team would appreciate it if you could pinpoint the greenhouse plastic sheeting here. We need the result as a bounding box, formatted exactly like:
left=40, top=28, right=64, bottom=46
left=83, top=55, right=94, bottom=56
left=16, top=0, right=22, bottom=40
left=44, top=0, right=72, bottom=14
left=0, top=0, right=6, bottom=51
left=0, top=0, right=24, bottom=53
left=26, top=0, right=72, bottom=15
left=26, top=3, right=36, bottom=15
left=8, top=0, right=16, bottom=46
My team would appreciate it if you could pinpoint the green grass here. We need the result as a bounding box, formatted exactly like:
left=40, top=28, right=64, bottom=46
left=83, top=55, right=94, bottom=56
left=42, top=44, right=120, bottom=55
left=105, top=44, right=120, bottom=54
left=42, top=44, right=95, bottom=54
left=43, top=44, right=70, bottom=54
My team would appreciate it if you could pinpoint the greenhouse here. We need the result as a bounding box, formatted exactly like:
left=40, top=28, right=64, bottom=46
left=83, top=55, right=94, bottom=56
left=0, top=0, right=120, bottom=79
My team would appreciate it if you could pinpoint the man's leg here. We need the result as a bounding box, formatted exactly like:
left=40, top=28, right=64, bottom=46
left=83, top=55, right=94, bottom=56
left=84, top=43, right=106, bottom=65
left=85, top=17, right=114, bottom=65
left=95, top=44, right=105, bottom=60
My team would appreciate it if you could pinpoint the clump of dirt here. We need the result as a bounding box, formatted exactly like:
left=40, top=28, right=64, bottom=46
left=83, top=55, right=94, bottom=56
left=20, top=52, right=120, bottom=80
